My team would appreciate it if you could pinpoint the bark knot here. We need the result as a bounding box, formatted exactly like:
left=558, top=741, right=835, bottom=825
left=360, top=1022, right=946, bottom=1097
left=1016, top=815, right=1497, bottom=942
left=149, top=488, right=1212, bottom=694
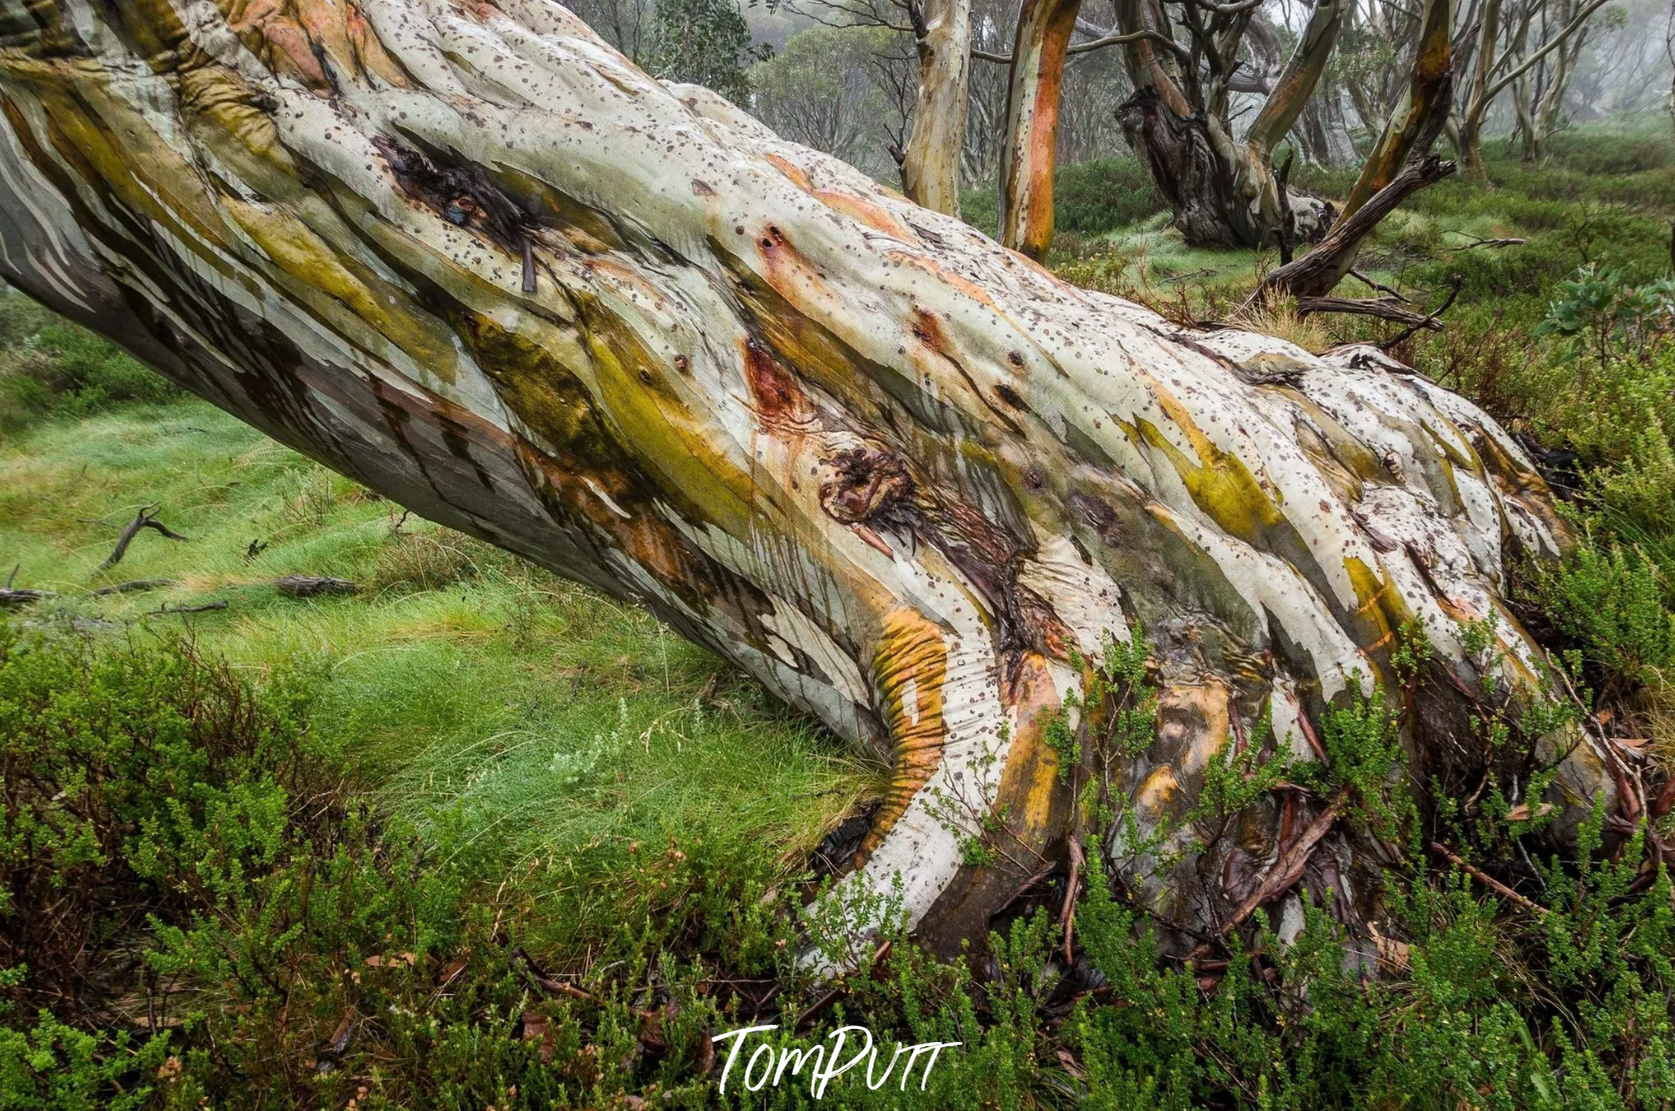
left=819, top=447, right=913, bottom=525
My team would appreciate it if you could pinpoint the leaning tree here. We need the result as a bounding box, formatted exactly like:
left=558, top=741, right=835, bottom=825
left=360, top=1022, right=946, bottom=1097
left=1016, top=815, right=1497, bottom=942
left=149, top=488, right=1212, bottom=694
left=0, top=0, right=1622, bottom=958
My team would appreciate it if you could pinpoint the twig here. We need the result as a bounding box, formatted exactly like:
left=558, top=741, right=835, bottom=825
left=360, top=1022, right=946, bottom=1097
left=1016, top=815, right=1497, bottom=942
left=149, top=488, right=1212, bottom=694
left=795, top=940, right=891, bottom=1030
left=1444, top=234, right=1525, bottom=250
left=89, top=578, right=176, bottom=596
left=511, top=946, right=595, bottom=1001
left=1061, top=834, right=1084, bottom=964
left=1428, top=841, right=1548, bottom=917
left=1380, top=276, right=1463, bottom=349
left=100, top=505, right=190, bottom=570
left=1348, top=269, right=1410, bottom=301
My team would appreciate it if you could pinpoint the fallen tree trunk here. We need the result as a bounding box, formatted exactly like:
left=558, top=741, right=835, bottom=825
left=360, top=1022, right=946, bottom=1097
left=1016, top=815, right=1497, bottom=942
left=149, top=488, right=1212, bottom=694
left=0, top=0, right=1616, bottom=958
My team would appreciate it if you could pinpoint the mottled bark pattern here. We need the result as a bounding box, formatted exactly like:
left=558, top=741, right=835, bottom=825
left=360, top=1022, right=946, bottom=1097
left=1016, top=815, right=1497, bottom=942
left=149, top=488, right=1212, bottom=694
left=0, top=0, right=1614, bottom=957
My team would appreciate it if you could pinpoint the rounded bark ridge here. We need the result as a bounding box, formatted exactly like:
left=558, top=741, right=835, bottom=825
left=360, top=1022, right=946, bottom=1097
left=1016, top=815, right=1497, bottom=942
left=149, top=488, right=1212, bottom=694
left=0, top=0, right=1615, bottom=955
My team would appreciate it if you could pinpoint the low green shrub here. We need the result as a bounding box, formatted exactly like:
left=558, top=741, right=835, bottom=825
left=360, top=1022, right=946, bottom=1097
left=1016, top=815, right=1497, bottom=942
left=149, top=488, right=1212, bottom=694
left=1533, top=541, right=1675, bottom=694
left=0, top=297, right=181, bottom=433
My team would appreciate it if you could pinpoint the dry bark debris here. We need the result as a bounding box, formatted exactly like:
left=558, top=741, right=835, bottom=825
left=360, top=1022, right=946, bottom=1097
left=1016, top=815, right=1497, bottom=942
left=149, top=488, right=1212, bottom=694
left=89, top=578, right=176, bottom=596
left=1187, top=786, right=1351, bottom=963
left=313, top=1012, right=356, bottom=1076
left=0, top=564, right=51, bottom=608
left=100, top=505, right=190, bottom=570
left=149, top=600, right=228, bottom=615
left=272, top=575, right=357, bottom=597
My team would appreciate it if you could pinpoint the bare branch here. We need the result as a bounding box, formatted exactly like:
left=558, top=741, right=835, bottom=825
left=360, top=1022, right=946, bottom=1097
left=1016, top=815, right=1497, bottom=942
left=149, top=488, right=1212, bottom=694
left=99, top=505, right=191, bottom=570
left=1254, top=153, right=1457, bottom=301
left=1486, top=0, right=1613, bottom=102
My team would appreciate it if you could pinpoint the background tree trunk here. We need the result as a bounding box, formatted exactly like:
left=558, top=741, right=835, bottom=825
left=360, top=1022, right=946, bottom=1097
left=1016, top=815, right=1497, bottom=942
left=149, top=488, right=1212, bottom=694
left=1341, top=0, right=1455, bottom=218
left=998, top=0, right=1082, bottom=259
left=0, top=0, right=1616, bottom=957
left=1458, top=0, right=1504, bottom=184
left=900, top=0, right=973, bottom=213
left=1113, top=0, right=1336, bottom=249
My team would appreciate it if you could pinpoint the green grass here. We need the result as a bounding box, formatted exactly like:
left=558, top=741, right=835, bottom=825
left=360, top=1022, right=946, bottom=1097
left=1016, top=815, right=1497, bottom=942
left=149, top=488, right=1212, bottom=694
left=0, top=391, right=877, bottom=962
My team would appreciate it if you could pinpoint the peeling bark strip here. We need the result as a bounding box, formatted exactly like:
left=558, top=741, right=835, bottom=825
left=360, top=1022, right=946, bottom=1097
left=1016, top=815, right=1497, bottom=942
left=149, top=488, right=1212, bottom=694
left=0, top=0, right=1618, bottom=955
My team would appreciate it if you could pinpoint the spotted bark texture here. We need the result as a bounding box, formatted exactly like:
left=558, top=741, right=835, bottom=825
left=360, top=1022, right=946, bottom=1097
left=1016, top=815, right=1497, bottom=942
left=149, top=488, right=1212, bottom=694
left=0, top=0, right=1615, bottom=958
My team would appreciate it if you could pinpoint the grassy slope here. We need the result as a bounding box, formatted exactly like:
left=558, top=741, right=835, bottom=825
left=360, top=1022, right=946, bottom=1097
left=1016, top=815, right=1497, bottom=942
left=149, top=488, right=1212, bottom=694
left=0, top=399, right=878, bottom=956
left=964, top=114, right=1675, bottom=310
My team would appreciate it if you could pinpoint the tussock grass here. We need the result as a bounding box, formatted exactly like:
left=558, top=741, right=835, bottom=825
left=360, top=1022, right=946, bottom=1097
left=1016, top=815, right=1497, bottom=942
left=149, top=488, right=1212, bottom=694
left=0, top=393, right=879, bottom=966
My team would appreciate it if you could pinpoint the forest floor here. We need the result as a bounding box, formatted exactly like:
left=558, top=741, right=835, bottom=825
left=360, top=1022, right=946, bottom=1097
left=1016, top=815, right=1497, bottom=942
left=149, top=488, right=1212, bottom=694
left=1, top=117, right=1673, bottom=1108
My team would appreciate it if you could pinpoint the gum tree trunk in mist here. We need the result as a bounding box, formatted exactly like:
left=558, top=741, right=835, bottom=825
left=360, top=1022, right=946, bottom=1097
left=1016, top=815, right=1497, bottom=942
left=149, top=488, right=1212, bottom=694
left=0, top=0, right=1619, bottom=958
left=899, top=0, right=971, bottom=216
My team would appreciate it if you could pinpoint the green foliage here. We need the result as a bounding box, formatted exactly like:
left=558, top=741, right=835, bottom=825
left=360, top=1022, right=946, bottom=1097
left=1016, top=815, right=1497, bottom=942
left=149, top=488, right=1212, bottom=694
left=0, top=1012, right=168, bottom=1110
left=748, top=24, right=903, bottom=170
left=642, top=0, right=765, bottom=104
left=0, top=298, right=180, bottom=433
left=1537, top=266, right=1675, bottom=369
left=1065, top=762, right=1675, bottom=1111
left=1536, top=541, right=1675, bottom=691
left=0, top=623, right=328, bottom=999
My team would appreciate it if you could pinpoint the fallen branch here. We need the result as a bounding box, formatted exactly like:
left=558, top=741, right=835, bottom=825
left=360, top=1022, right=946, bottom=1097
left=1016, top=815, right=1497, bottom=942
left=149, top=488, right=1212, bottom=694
left=273, top=575, right=358, bottom=598
left=149, top=600, right=228, bottom=615
left=1444, top=235, right=1525, bottom=251
left=0, top=564, right=51, bottom=608
left=100, top=505, right=190, bottom=570
left=89, top=578, right=177, bottom=596
left=1251, top=154, right=1457, bottom=303
left=1428, top=841, right=1548, bottom=917
left=0, top=588, right=50, bottom=608
left=1296, top=296, right=1443, bottom=330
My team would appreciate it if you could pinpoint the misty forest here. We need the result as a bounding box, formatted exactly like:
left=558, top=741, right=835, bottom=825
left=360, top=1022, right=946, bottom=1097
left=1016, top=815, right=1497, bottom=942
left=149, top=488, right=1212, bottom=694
left=0, top=0, right=1672, bottom=1104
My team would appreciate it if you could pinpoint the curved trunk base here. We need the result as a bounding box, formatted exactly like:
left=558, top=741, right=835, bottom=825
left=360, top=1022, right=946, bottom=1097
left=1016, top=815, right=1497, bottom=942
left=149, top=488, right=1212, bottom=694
left=1118, top=87, right=1334, bottom=250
